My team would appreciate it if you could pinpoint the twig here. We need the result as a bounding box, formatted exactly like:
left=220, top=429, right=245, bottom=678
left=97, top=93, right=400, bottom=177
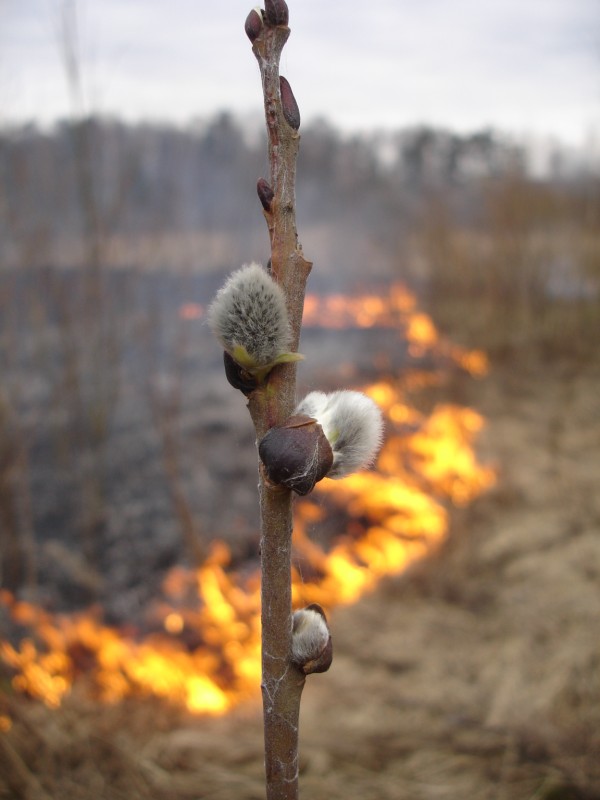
left=210, top=4, right=379, bottom=795
left=247, top=4, right=312, bottom=798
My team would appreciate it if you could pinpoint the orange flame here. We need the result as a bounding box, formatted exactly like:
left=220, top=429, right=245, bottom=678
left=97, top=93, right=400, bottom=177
left=179, top=283, right=488, bottom=378
left=1, top=285, right=494, bottom=716
left=302, top=285, right=416, bottom=329
left=302, top=284, right=488, bottom=378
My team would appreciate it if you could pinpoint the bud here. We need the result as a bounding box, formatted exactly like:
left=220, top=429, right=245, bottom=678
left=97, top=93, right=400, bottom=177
left=257, top=177, right=274, bottom=212
left=244, top=8, right=263, bottom=42
left=292, top=604, right=332, bottom=674
left=279, top=76, right=300, bottom=130
left=259, top=415, right=333, bottom=496
left=207, top=263, right=303, bottom=382
left=295, top=390, right=384, bottom=478
left=264, top=0, right=289, bottom=26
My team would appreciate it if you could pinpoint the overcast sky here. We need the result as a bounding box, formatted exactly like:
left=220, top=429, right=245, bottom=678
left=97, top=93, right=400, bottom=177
left=1, top=0, right=599, bottom=145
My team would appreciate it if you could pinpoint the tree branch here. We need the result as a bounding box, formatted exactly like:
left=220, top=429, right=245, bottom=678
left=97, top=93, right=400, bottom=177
left=209, top=10, right=379, bottom=795
left=246, top=6, right=312, bottom=799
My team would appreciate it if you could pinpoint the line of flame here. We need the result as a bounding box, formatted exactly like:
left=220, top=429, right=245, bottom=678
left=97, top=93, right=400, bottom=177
left=1, top=287, right=494, bottom=716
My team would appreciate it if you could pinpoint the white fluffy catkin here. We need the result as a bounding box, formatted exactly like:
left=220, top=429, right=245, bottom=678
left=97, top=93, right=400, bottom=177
left=207, top=262, right=291, bottom=367
left=291, top=608, right=329, bottom=664
left=295, top=390, right=384, bottom=478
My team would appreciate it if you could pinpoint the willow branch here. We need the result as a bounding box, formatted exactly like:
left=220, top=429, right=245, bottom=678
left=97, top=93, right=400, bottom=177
left=245, top=6, right=312, bottom=800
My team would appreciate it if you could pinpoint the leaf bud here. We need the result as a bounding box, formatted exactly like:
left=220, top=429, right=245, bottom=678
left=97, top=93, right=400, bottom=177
left=279, top=76, right=300, bottom=130
left=244, top=8, right=263, bottom=42
left=257, top=177, right=274, bottom=211
left=292, top=604, right=332, bottom=674
left=258, top=415, right=333, bottom=496
left=295, top=390, right=384, bottom=478
left=264, top=0, right=289, bottom=26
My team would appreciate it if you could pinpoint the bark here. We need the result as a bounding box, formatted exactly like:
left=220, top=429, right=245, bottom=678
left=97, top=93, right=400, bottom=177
left=245, top=10, right=313, bottom=800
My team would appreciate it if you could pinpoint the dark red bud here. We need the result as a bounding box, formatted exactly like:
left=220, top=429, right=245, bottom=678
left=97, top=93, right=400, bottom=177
left=257, top=178, right=274, bottom=211
left=264, top=0, right=289, bottom=26
left=279, top=76, right=300, bottom=130
left=223, top=351, right=258, bottom=396
left=244, top=8, right=263, bottom=42
left=259, top=415, right=334, bottom=495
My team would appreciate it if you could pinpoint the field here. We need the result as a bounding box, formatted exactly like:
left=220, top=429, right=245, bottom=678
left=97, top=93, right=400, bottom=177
left=2, top=343, right=599, bottom=800
left=1, top=123, right=599, bottom=799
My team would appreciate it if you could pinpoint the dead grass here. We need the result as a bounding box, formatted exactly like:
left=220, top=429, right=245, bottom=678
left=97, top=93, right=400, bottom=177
left=413, top=173, right=600, bottom=363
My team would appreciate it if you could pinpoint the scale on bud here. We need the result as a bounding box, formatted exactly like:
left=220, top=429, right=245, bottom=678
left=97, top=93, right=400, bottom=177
left=279, top=77, right=300, bottom=130
left=259, top=415, right=333, bottom=496
left=257, top=177, right=274, bottom=212
left=207, top=262, right=303, bottom=392
left=244, top=7, right=263, bottom=42
left=264, top=0, right=289, bottom=27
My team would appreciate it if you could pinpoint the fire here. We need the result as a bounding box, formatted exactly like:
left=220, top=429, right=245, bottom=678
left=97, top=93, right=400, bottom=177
left=301, top=284, right=488, bottom=378
left=302, top=284, right=416, bottom=329
left=179, top=302, right=205, bottom=320
left=1, top=285, right=494, bottom=716
left=178, top=282, right=487, bottom=378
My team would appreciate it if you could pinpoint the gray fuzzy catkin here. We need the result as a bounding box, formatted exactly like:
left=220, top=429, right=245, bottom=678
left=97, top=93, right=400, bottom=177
left=291, top=608, right=329, bottom=664
left=207, top=263, right=291, bottom=366
left=295, top=390, right=384, bottom=478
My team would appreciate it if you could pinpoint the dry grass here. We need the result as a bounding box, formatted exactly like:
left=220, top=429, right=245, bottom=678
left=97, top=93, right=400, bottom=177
left=414, top=172, right=600, bottom=362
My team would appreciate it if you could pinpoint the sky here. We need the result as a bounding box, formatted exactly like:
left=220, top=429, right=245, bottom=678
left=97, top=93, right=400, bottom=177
left=0, top=0, right=599, bottom=146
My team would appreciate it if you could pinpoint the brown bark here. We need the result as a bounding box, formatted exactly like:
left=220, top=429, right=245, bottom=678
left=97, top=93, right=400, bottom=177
left=245, top=9, right=314, bottom=800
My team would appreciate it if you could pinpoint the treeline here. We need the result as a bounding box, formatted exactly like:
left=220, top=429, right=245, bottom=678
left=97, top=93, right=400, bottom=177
left=0, top=113, right=526, bottom=267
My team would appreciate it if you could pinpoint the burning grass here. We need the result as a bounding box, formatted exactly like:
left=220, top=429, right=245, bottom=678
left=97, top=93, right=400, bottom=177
left=0, top=378, right=495, bottom=716
left=0, top=282, right=495, bottom=717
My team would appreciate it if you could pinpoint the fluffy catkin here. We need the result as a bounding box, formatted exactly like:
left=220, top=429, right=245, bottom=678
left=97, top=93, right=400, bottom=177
left=295, top=390, right=384, bottom=478
left=207, top=262, right=291, bottom=367
left=291, top=608, right=329, bottom=664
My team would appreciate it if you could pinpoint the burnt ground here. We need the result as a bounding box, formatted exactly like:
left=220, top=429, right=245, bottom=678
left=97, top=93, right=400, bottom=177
left=1, top=352, right=599, bottom=800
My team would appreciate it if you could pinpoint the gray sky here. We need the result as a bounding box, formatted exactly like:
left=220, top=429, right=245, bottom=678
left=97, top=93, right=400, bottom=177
left=1, top=0, right=599, bottom=144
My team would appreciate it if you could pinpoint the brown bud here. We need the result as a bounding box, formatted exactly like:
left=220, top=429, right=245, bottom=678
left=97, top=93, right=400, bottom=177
left=223, top=350, right=258, bottom=396
left=259, top=415, right=334, bottom=495
left=279, top=76, right=300, bottom=130
left=264, top=0, right=289, bottom=26
left=257, top=177, right=274, bottom=211
left=244, top=8, right=263, bottom=42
